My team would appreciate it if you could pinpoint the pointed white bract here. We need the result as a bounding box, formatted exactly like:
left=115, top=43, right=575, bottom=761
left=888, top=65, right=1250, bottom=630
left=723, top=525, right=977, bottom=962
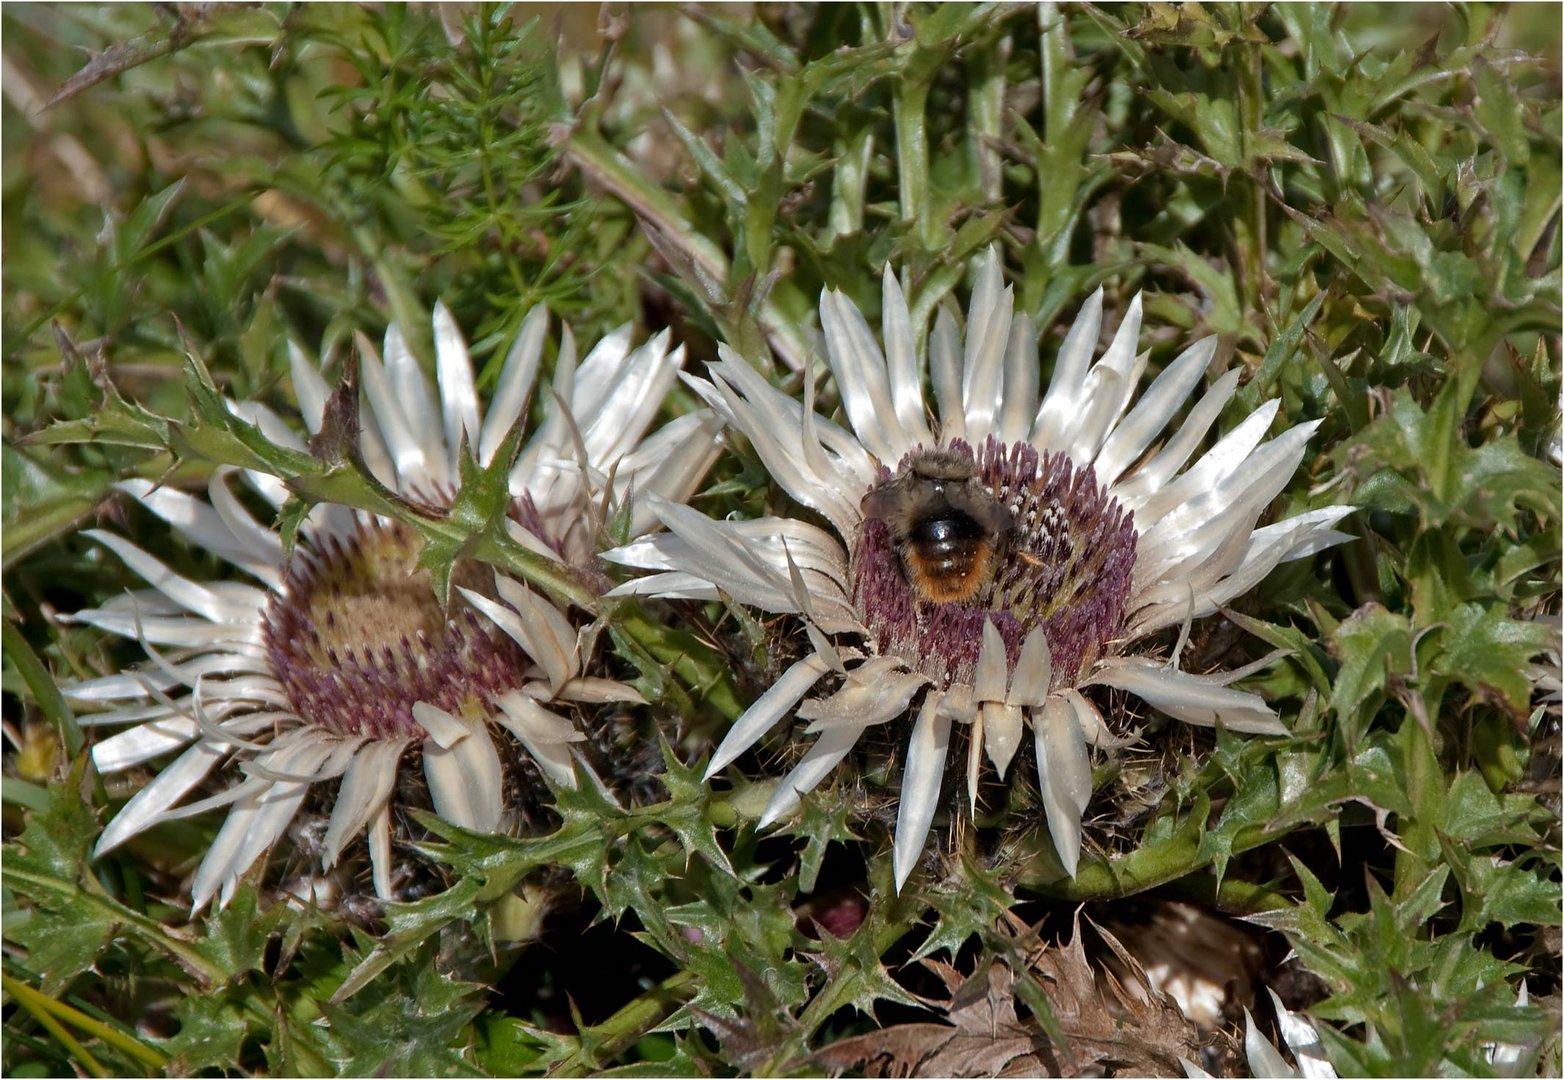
left=69, top=304, right=722, bottom=912
left=605, top=246, right=1349, bottom=891
left=1180, top=988, right=1339, bottom=1079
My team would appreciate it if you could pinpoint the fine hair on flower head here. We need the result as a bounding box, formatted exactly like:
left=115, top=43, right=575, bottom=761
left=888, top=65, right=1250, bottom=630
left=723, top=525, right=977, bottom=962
left=606, top=246, right=1351, bottom=891
left=67, top=302, right=723, bottom=911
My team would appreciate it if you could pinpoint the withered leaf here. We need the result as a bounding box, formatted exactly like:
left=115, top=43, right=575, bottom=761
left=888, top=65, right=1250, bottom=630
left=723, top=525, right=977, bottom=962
left=1025, top=916, right=1203, bottom=1076
left=814, top=961, right=1050, bottom=1078
left=814, top=915, right=1203, bottom=1078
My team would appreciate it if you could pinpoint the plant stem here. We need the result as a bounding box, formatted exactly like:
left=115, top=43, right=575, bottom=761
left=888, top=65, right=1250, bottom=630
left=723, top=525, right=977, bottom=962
left=473, top=528, right=599, bottom=611
left=5, top=987, right=107, bottom=1077
left=1161, top=871, right=1294, bottom=914
left=2, top=620, right=82, bottom=758
left=609, top=603, right=745, bottom=721
left=1235, top=27, right=1268, bottom=314
left=1016, top=821, right=1280, bottom=901
left=549, top=970, right=698, bottom=1077
left=892, top=69, right=934, bottom=249
left=967, top=36, right=1009, bottom=202
left=2, top=867, right=227, bottom=987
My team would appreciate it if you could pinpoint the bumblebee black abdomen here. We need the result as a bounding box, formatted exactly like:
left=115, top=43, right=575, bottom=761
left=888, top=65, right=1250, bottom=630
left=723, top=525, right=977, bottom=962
left=909, top=513, right=986, bottom=567
left=901, top=512, right=996, bottom=603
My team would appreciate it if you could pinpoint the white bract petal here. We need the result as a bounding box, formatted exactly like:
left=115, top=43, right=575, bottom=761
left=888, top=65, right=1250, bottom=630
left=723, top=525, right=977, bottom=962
left=758, top=722, right=868, bottom=827
left=433, top=300, right=481, bottom=470
left=1112, top=366, right=1242, bottom=507
left=480, top=305, right=548, bottom=466
left=997, top=312, right=1039, bottom=445
left=1267, top=989, right=1338, bottom=1080
left=982, top=701, right=1024, bottom=777
left=190, top=734, right=346, bottom=911
left=580, top=331, right=683, bottom=470
left=368, top=803, right=394, bottom=899
left=1244, top=1007, right=1300, bottom=1078
left=289, top=340, right=330, bottom=435
left=974, top=619, right=1009, bottom=703
left=94, top=738, right=228, bottom=854
left=358, top=344, right=430, bottom=491
left=1035, top=695, right=1092, bottom=875
left=86, top=530, right=260, bottom=625
left=494, top=576, right=582, bottom=687
left=706, top=654, right=833, bottom=779
left=1008, top=626, right=1053, bottom=707
left=882, top=267, right=933, bottom=446
left=960, top=250, right=1012, bottom=447
left=931, top=304, right=965, bottom=441
left=117, top=479, right=281, bottom=588
left=1031, top=287, right=1104, bottom=451
left=1090, top=658, right=1287, bottom=734
left=821, top=288, right=904, bottom=462
left=423, top=718, right=504, bottom=833
left=893, top=692, right=950, bottom=892
left=797, top=660, right=924, bottom=732
left=382, top=320, right=449, bottom=487
left=92, top=714, right=199, bottom=771
left=566, top=323, right=634, bottom=425
left=495, top=692, right=586, bottom=790
left=1094, top=336, right=1218, bottom=486
left=412, top=702, right=472, bottom=749
left=323, top=738, right=408, bottom=868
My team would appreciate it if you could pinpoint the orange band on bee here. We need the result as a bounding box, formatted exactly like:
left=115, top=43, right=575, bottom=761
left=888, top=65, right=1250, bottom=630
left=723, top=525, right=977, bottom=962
left=860, top=447, right=1016, bottom=606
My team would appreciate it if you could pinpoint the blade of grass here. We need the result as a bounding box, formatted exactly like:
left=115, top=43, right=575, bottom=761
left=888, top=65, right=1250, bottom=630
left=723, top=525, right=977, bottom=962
left=1, top=970, right=167, bottom=1071
left=3, top=970, right=108, bottom=1077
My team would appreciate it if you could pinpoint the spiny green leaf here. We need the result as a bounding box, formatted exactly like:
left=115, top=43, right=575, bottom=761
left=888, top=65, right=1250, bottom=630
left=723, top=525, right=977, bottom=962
left=2, top=766, right=115, bottom=993
left=1429, top=603, right=1557, bottom=715
left=183, top=886, right=283, bottom=982
left=1439, top=771, right=1554, bottom=850
left=160, top=993, right=250, bottom=1074
left=1329, top=603, right=1413, bottom=729
left=331, top=876, right=488, bottom=1004
left=1471, top=57, right=1530, bottom=166
left=1254, top=288, right=1328, bottom=394
left=321, top=941, right=487, bottom=1077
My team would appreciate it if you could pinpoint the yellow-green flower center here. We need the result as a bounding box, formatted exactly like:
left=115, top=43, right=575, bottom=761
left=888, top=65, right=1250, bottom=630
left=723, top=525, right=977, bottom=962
left=263, top=520, right=527, bottom=739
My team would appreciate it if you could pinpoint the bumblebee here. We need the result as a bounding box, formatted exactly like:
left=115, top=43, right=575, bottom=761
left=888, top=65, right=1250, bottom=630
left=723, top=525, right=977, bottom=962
left=861, top=448, right=1015, bottom=604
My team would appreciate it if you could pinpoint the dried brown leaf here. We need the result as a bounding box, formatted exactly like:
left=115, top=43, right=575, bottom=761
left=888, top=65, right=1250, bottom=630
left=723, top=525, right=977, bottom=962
left=814, top=961, right=1049, bottom=1078
left=814, top=914, right=1204, bottom=1079
left=1025, top=915, right=1203, bottom=1076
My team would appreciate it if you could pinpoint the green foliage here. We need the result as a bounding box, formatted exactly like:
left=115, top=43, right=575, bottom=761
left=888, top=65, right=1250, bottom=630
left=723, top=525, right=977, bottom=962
left=4, top=3, right=1560, bottom=1077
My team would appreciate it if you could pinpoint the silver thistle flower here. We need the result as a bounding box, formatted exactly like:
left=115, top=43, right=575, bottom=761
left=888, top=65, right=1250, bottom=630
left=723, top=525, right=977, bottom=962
left=606, top=249, right=1350, bottom=890
left=69, top=304, right=721, bottom=911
